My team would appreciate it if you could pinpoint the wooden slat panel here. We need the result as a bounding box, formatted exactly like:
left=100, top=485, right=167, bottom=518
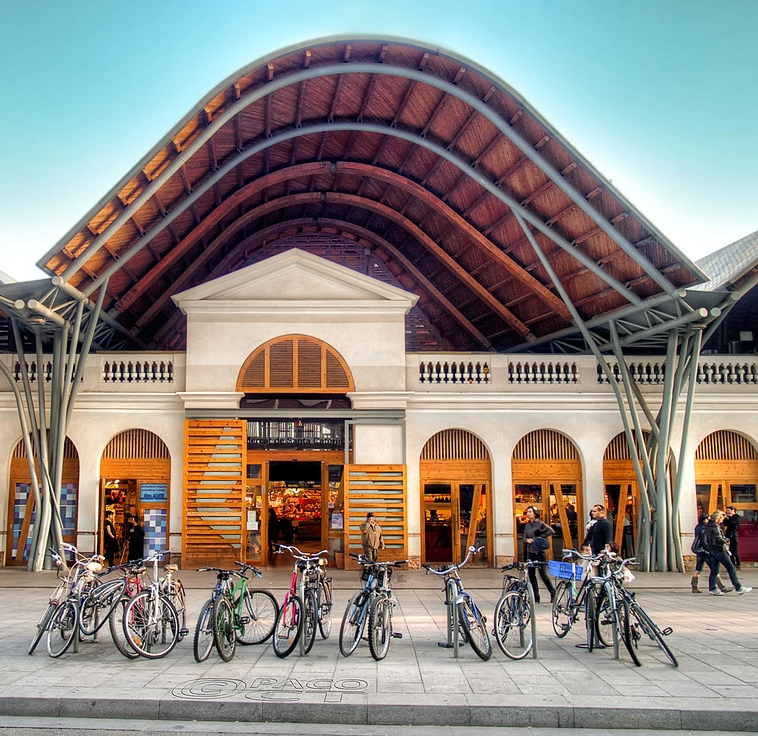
left=344, top=464, right=406, bottom=568
left=182, top=419, right=246, bottom=568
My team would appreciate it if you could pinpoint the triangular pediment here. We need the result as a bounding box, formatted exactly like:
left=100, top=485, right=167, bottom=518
left=173, top=248, right=418, bottom=313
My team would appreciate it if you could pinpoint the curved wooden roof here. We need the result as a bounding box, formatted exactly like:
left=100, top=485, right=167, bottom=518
left=37, top=36, right=704, bottom=352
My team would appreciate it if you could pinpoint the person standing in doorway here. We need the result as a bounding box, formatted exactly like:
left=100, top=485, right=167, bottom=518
left=126, top=513, right=145, bottom=562
left=360, top=512, right=385, bottom=562
left=523, top=505, right=555, bottom=604
left=103, top=510, right=119, bottom=568
left=724, top=506, right=742, bottom=570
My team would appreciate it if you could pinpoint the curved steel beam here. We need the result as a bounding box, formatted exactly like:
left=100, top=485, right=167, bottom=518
left=77, top=121, right=644, bottom=313
left=60, top=62, right=673, bottom=298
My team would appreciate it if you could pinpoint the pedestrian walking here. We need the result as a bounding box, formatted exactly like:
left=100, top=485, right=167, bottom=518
left=705, top=510, right=751, bottom=596
left=690, top=513, right=731, bottom=594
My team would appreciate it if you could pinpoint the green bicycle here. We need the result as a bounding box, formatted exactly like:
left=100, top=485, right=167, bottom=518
left=194, top=562, right=278, bottom=662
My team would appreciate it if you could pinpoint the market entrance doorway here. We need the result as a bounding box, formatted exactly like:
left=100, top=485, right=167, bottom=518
left=419, top=429, right=492, bottom=567
left=260, top=459, right=345, bottom=565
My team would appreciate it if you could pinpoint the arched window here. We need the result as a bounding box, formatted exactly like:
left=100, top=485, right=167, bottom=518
left=237, top=334, right=354, bottom=393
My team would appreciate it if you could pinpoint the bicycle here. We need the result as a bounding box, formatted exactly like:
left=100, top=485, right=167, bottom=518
left=194, top=562, right=278, bottom=662
left=29, top=545, right=76, bottom=655
left=108, top=560, right=150, bottom=659
left=422, top=545, right=492, bottom=661
left=493, top=560, right=544, bottom=659
left=588, top=553, right=637, bottom=661
left=595, top=556, right=678, bottom=667
left=339, top=554, right=407, bottom=659
left=271, top=544, right=329, bottom=658
left=122, top=551, right=188, bottom=658
left=550, top=549, right=605, bottom=650
left=46, top=546, right=107, bottom=658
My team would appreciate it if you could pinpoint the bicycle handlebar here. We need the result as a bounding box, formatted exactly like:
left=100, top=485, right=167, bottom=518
left=422, top=545, right=483, bottom=575
left=349, top=553, right=408, bottom=567
left=274, top=544, right=329, bottom=562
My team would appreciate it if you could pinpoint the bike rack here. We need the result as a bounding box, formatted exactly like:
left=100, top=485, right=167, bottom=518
left=438, top=579, right=461, bottom=658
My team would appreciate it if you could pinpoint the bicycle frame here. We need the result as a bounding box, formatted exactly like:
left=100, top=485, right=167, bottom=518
left=422, top=545, right=490, bottom=660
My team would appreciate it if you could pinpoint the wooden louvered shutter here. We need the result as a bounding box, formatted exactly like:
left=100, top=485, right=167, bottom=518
left=183, top=419, right=246, bottom=568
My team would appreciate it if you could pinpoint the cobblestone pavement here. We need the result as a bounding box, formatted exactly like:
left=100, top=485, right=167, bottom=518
left=0, top=565, right=756, bottom=733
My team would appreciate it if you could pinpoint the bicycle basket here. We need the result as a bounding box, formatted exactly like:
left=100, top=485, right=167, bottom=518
left=548, top=560, right=583, bottom=580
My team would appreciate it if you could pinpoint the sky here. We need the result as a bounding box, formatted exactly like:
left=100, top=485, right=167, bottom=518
left=1, top=0, right=757, bottom=282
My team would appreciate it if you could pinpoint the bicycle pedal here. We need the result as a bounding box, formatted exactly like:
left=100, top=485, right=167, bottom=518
left=179, top=628, right=189, bottom=637
left=392, top=632, right=402, bottom=639
left=661, top=627, right=673, bottom=636
left=240, top=616, right=251, bottom=625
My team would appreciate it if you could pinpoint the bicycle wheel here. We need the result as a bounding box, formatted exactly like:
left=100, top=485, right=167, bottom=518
left=494, top=590, right=532, bottom=659
left=302, top=589, right=318, bottom=654
left=318, top=578, right=333, bottom=639
left=236, top=589, right=278, bottom=645
left=595, top=588, right=613, bottom=648
left=110, top=596, right=139, bottom=659
left=551, top=581, right=574, bottom=638
left=584, top=586, right=596, bottom=652
left=368, top=595, right=392, bottom=661
left=47, top=599, right=79, bottom=658
left=339, top=593, right=367, bottom=657
left=629, top=601, right=679, bottom=667
left=29, top=602, right=57, bottom=655
left=457, top=596, right=492, bottom=661
left=123, top=590, right=180, bottom=659
left=617, top=595, right=640, bottom=666
left=193, top=599, right=215, bottom=662
left=213, top=596, right=236, bottom=662
left=170, top=580, right=188, bottom=639
left=272, top=594, right=303, bottom=658
left=599, top=584, right=620, bottom=659
left=80, top=578, right=126, bottom=635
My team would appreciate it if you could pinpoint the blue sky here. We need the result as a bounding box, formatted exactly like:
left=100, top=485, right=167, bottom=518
left=1, top=0, right=756, bottom=281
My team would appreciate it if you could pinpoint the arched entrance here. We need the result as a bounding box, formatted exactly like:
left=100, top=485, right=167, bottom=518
left=420, top=429, right=491, bottom=566
left=6, top=437, right=79, bottom=566
left=238, top=334, right=352, bottom=566
left=695, top=430, right=758, bottom=563
left=512, top=430, right=583, bottom=560
left=100, top=429, right=171, bottom=564
left=603, top=432, right=649, bottom=558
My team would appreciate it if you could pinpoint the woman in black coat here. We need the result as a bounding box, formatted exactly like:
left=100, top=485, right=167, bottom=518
left=523, top=505, right=555, bottom=603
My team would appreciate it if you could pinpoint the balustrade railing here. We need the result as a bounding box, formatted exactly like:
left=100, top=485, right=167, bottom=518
left=507, top=360, right=578, bottom=384
left=102, top=359, right=174, bottom=383
left=418, top=360, right=490, bottom=384
left=598, top=359, right=758, bottom=386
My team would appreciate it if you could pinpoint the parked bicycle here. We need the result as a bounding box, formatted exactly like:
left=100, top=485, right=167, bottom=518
left=194, top=562, right=278, bottom=662
left=108, top=559, right=151, bottom=659
left=493, top=560, right=544, bottom=659
left=550, top=549, right=606, bottom=649
left=339, top=554, right=407, bottom=660
left=45, top=545, right=108, bottom=658
left=587, top=552, right=637, bottom=661
left=271, top=545, right=329, bottom=658
left=29, top=544, right=94, bottom=656
left=122, top=551, right=188, bottom=659
left=595, top=555, right=678, bottom=667
left=422, top=545, right=491, bottom=661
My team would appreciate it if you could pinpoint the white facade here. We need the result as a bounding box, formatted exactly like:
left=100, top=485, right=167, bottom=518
left=2, top=250, right=757, bottom=566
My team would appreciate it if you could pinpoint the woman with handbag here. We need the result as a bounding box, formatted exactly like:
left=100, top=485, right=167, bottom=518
left=523, top=505, right=555, bottom=603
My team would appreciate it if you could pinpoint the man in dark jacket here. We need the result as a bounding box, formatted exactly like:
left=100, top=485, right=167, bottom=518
left=583, top=505, right=613, bottom=555
left=723, top=506, right=742, bottom=570
left=126, top=514, right=145, bottom=561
